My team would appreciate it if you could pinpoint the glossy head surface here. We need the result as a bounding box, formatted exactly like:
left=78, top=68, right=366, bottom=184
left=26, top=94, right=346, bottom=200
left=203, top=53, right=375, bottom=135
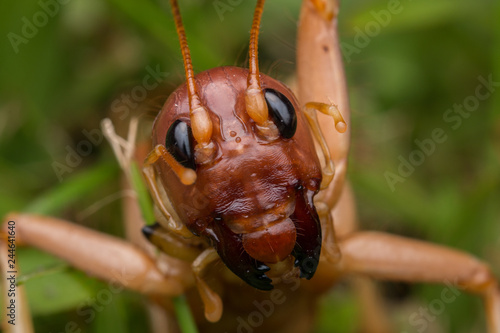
left=152, top=66, right=322, bottom=289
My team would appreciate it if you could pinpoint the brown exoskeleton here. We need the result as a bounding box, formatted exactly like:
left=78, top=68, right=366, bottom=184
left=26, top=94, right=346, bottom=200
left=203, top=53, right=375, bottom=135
left=2, top=0, right=499, bottom=332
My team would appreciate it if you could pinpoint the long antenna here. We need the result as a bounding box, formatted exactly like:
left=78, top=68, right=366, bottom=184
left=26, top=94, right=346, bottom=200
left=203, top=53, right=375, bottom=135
left=245, top=0, right=269, bottom=126
left=170, top=0, right=213, bottom=146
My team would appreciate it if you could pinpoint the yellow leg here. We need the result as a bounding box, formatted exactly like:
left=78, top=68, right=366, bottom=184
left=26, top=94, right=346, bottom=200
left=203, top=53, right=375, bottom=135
left=191, top=249, right=223, bottom=323
left=142, top=160, right=193, bottom=238
left=302, top=102, right=346, bottom=190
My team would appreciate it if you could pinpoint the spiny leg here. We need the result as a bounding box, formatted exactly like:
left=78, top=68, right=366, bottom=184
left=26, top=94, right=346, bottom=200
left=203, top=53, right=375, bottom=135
left=2, top=213, right=192, bottom=296
left=338, top=231, right=500, bottom=332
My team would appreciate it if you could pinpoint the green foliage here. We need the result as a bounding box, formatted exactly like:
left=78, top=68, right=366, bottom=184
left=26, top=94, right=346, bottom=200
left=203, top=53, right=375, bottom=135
left=18, top=248, right=94, bottom=316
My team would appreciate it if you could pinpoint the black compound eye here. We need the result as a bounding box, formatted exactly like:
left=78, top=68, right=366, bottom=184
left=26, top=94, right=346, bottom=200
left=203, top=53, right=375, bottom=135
left=165, top=119, right=196, bottom=170
left=264, top=88, right=297, bottom=139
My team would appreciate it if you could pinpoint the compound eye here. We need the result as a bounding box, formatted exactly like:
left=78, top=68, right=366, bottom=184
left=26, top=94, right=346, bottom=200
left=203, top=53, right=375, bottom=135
left=264, top=88, right=297, bottom=139
left=165, top=119, right=196, bottom=170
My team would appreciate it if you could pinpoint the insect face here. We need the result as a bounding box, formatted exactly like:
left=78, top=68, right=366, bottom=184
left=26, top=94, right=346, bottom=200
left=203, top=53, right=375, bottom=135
left=152, top=66, right=323, bottom=290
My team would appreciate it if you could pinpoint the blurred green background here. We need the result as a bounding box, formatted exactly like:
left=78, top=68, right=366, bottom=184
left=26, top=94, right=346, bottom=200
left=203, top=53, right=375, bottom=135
left=0, top=0, right=499, bottom=332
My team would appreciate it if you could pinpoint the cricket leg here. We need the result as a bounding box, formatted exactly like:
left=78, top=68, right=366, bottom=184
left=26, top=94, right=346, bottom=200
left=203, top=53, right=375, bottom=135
left=102, top=117, right=193, bottom=239
left=142, top=146, right=194, bottom=239
left=2, top=213, right=193, bottom=296
left=339, top=231, right=500, bottom=332
left=313, top=191, right=393, bottom=332
left=298, top=0, right=351, bottom=206
left=121, top=179, right=185, bottom=333
left=298, top=2, right=396, bottom=332
left=103, top=120, right=191, bottom=333
left=301, top=90, right=348, bottom=267
left=314, top=170, right=359, bottom=261
left=192, top=249, right=223, bottom=323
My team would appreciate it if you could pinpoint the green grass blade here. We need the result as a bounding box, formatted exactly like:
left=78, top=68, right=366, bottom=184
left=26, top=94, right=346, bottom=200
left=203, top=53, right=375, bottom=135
left=173, top=295, right=199, bottom=333
left=24, top=162, right=119, bottom=215
left=129, top=162, right=156, bottom=225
